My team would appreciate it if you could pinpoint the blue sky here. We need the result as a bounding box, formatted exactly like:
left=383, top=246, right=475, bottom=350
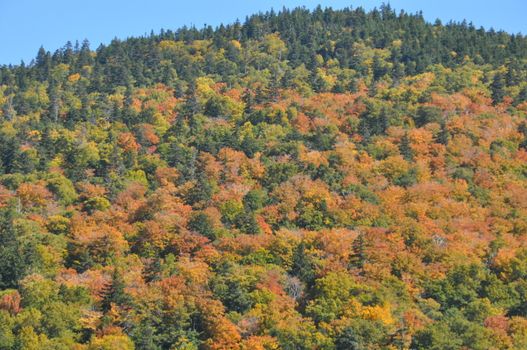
left=1, top=0, right=526, bottom=65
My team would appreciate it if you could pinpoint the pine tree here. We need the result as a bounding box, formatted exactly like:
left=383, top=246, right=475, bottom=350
left=133, top=322, right=159, bottom=350
left=100, top=269, right=131, bottom=313
left=400, top=132, right=414, bottom=161
left=291, top=242, right=317, bottom=286
left=242, top=88, right=254, bottom=114
left=143, top=258, right=162, bottom=283
left=514, top=86, right=527, bottom=106
left=181, top=82, right=200, bottom=118
left=186, top=172, right=213, bottom=206
left=491, top=72, right=506, bottom=104
left=76, top=39, right=93, bottom=69
left=436, top=121, right=450, bottom=146
left=35, top=46, right=51, bottom=81
left=0, top=205, right=23, bottom=289
left=63, top=41, right=75, bottom=65
left=379, top=108, right=390, bottom=135
left=359, top=121, right=372, bottom=144
left=349, top=233, right=368, bottom=271
left=392, top=62, right=405, bottom=85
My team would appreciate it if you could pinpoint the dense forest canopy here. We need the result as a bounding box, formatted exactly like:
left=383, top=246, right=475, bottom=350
left=0, top=4, right=527, bottom=349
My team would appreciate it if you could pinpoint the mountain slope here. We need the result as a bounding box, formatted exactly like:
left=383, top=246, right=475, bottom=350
left=0, top=5, right=527, bottom=350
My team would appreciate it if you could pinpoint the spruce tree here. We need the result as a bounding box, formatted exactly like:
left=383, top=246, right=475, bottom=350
left=242, top=88, right=254, bottom=114
left=349, top=233, right=368, bottom=271
left=35, top=46, right=51, bottom=81
left=0, top=205, right=23, bottom=289
left=400, top=132, right=414, bottom=161
left=491, top=72, right=506, bottom=104
left=100, top=269, right=131, bottom=313
left=436, top=121, right=450, bottom=146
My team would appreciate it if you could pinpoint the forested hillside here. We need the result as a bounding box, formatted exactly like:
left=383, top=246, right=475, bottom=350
left=1, top=4, right=527, bottom=349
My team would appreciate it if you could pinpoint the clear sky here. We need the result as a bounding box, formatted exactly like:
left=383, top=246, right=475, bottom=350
left=1, top=0, right=526, bottom=65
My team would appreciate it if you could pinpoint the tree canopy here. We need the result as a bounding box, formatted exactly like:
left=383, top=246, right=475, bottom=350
left=0, top=4, right=527, bottom=349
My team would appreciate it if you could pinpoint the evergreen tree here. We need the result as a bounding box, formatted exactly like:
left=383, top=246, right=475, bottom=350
left=436, top=121, right=450, bottom=146
left=400, top=132, right=414, bottom=161
left=349, top=233, right=368, bottom=271
left=99, top=269, right=131, bottom=313
left=133, top=322, right=159, bottom=350
left=188, top=212, right=216, bottom=240
left=242, top=88, right=254, bottom=114
left=491, top=72, right=507, bottom=104
left=0, top=204, right=24, bottom=289
left=76, top=39, right=94, bottom=69
left=291, top=242, right=317, bottom=287
left=181, top=82, right=200, bottom=118
left=514, top=86, right=527, bottom=106
left=359, top=121, right=372, bottom=144
left=35, top=46, right=51, bottom=81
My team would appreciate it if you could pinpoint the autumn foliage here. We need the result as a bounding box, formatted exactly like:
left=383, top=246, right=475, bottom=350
left=1, top=4, right=527, bottom=350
